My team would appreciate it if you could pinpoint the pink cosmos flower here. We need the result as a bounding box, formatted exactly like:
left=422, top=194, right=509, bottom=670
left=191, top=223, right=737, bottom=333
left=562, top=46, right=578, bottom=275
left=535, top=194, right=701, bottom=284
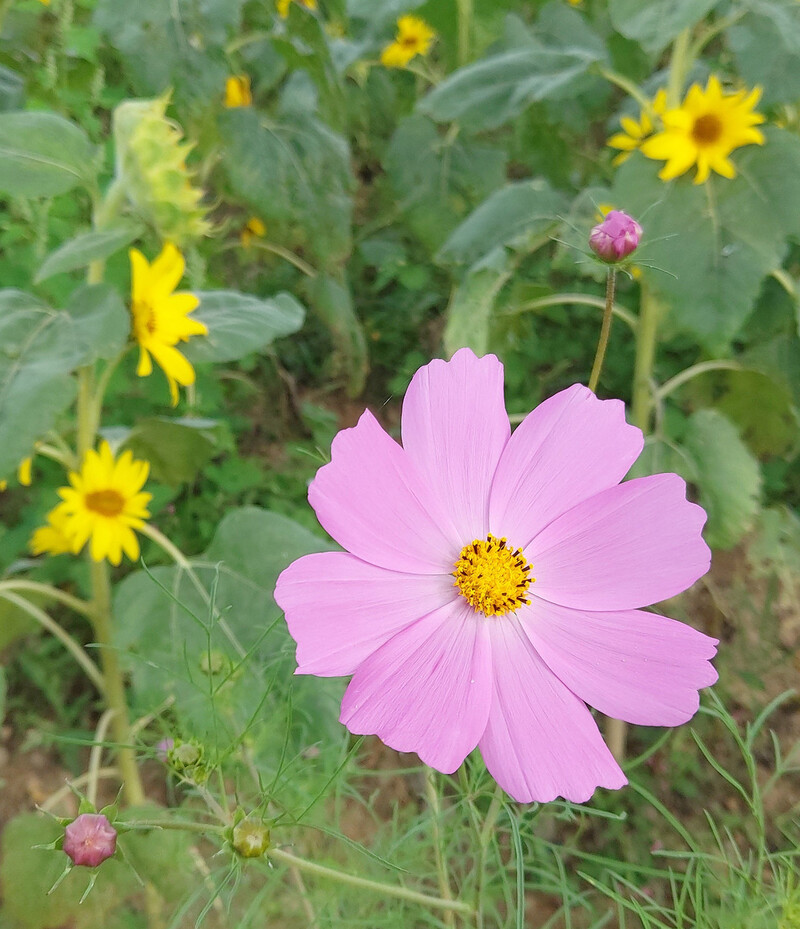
left=63, top=813, right=117, bottom=868
left=274, top=349, right=717, bottom=803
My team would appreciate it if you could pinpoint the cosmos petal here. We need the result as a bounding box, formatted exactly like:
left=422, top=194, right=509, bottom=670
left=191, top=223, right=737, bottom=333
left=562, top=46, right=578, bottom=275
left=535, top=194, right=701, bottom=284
left=520, top=599, right=719, bottom=726
left=401, top=348, right=510, bottom=541
left=479, top=617, right=626, bottom=803
left=529, top=473, right=711, bottom=611
left=489, top=384, right=643, bottom=547
left=309, top=409, right=459, bottom=574
left=340, top=600, right=492, bottom=774
left=275, top=552, right=457, bottom=676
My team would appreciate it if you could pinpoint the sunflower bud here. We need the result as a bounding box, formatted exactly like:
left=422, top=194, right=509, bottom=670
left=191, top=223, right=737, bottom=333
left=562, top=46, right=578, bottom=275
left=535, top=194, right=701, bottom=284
left=112, top=94, right=210, bottom=245
left=63, top=813, right=117, bottom=868
left=589, top=210, right=642, bottom=263
left=231, top=820, right=270, bottom=859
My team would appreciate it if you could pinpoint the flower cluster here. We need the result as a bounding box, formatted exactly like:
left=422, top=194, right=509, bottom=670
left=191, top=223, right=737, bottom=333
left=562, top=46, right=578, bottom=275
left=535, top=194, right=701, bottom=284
left=276, top=349, right=718, bottom=803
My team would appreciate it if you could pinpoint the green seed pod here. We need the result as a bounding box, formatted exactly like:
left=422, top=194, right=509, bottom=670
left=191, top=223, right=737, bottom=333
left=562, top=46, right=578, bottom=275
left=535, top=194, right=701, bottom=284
left=231, top=820, right=270, bottom=859
left=112, top=93, right=210, bottom=245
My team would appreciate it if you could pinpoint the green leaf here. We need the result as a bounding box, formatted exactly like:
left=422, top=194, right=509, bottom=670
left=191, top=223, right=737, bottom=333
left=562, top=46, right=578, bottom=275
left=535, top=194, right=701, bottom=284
left=438, top=180, right=567, bottom=266
left=35, top=222, right=143, bottom=282
left=443, top=248, right=513, bottom=358
left=608, top=0, right=719, bottom=56
left=613, top=130, right=800, bottom=350
left=65, top=283, right=130, bottom=363
left=385, top=114, right=507, bottom=251
left=729, top=0, right=800, bottom=106
left=626, top=435, right=699, bottom=484
left=0, top=65, right=23, bottom=112
left=0, top=111, right=96, bottom=198
left=683, top=409, right=762, bottom=550
left=307, top=274, right=368, bottom=398
left=218, top=107, right=353, bottom=266
left=183, top=291, right=305, bottom=364
left=114, top=507, right=339, bottom=745
left=0, top=291, right=81, bottom=475
left=418, top=46, right=603, bottom=131
left=123, top=417, right=221, bottom=486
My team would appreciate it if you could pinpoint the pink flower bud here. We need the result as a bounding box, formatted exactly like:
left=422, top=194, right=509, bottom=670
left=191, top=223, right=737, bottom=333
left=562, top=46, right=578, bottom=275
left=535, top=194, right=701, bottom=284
left=589, top=210, right=642, bottom=263
left=155, top=737, right=174, bottom=762
left=63, top=813, right=117, bottom=868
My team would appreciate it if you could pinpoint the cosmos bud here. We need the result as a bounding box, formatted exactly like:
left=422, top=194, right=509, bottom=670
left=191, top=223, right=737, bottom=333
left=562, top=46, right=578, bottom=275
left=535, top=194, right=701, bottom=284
left=63, top=813, right=117, bottom=868
left=589, top=210, right=642, bottom=263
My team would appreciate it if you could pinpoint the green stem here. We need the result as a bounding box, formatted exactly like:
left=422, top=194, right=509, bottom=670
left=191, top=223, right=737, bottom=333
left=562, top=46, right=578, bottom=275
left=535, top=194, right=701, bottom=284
left=90, top=559, right=145, bottom=806
left=267, top=847, right=475, bottom=917
left=0, top=579, right=94, bottom=619
left=251, top=240, right=317, bottom=278
left=666, top=28, right=691, bottom=108
left=425, top=770, right=455, bottom=927
left=0, top=590, right=104, bottom=692
left=506, top=292, right=637, bottom=332
left=631, top=283, right=660, bottom=432
left=597, top=65, right=651, bottom=111
left=455, top=0, right=473, bottom=66
left=656, top=360, right=742, bottom=402
left=123, top=818, right=224, bottom=835
left=588, top=270, right=617, bottom=394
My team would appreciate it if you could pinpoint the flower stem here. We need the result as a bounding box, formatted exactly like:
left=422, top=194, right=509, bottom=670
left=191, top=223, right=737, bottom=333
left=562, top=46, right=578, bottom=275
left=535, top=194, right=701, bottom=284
left=656, top=360, right=742, bottom=403
left=0, top=579, right=94, bottom=619
left=0, top=590, right=104, bottom=692
left=587, top=269, right=617, bottom=394
left=425, top=770, right=455, bottom=927
left=455, top=0, right=473, bottom=65
left=596, top=65, right=651, bottom=111
left=89, top=557, right=146, bottom=806
left=666, top=28, right=691, bottom=107
left=607, top=281, right=661, bottom=762
left=506, top=291, right=638, bottom=332
left=267, top=847, right=475, bottom=917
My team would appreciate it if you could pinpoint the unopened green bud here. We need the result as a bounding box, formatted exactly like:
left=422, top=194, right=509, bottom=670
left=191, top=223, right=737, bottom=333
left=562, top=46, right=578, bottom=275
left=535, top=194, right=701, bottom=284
left=232, top=820, right=270, bottom=859
left=113, top=93, right=210, bottom=245
left=169, top=740, right=202, bottom=769
left=199, top=650, right=227, bottom=676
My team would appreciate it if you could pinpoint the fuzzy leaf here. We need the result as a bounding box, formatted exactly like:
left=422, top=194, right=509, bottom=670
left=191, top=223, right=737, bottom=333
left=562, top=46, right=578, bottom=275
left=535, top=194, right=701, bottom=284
left=36, top=223, right=143, bottom=282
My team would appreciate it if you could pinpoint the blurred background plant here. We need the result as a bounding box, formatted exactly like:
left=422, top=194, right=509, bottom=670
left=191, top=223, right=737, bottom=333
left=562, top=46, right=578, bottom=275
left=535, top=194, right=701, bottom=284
left=0, top=0, right=797, bottom=926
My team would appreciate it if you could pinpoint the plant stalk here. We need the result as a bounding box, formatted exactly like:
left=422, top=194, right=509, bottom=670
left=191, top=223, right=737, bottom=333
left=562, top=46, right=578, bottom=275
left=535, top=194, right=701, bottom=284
left=588, top=269, right=617, bottom=394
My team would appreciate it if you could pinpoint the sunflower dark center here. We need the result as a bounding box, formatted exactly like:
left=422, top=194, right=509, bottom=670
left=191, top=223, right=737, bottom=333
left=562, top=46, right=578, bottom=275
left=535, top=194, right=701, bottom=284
left=692, top=113, right=723, bottom=145
left=85, top=489, right=124, bottom=517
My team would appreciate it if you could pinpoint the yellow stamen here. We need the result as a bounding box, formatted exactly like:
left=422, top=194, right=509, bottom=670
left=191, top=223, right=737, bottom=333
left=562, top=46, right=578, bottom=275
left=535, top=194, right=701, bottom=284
left=453, top=534, right=534, bottom=617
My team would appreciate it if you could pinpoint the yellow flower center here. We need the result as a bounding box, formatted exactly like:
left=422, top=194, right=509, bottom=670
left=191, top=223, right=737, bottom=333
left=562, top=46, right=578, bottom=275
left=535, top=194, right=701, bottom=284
left=453, top=534, right=534, bottom=617
left=692, top=113, right=723, bottom=145
left=85, top=489, right=125, bottom=518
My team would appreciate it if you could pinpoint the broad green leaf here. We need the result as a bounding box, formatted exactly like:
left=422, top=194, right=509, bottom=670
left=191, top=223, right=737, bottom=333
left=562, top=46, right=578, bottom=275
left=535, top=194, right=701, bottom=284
left=626, top=436, right=699, bottom=484
left=385, top=114, right=507, bottom=252
left=418, top=46, right=603, bottom=131
left=612, top=130, right=800, bottom=350
left=93, top=0, right=243, bottom=104
left=684, top=369, right=798, bottom=457
left=114, top=507, right=339, bottom=748
left=0, top=291, right=81, bottom=475
left=347, top=0, right=425, bottom=22
left=728, top=0, right=800, bottom=106
left=308, top=274, right=367, bottom=398
left=123, top=417, right=221, bottom=485
left=65, top=283, right=130, bottom=363
left=438, top=180, right=567, bottom=266
left=0, top=65, right=23, bottom=111
left=35, top=222, right=143, bottom=282
left=0, top=111, right=96, bottom=198
left=219, top=107, right=353, bottom=266
left=443, top=248, right=513, bottom=358
left=609, top=0, right=720, bottom=56
left=684, top=409, right=762, bottom=550
left=183, top=291, right=305, bottom=364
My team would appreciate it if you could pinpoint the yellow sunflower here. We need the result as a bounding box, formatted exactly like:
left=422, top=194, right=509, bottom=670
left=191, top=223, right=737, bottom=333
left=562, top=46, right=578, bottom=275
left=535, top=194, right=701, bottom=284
left=45, top=442, right=152, bottom=566
left=277, top=0, right=317, bottom=18
left=380, top=15, right=436, bottom=68
left=640, top=76, right=765, bottom=184
left=30, top=507, right=74, bottom=557
left=224, top=75, right=252, bottom=108
left=608, top=89, right=667, bottom=166
left=129, top=243, right=207, bottom=406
